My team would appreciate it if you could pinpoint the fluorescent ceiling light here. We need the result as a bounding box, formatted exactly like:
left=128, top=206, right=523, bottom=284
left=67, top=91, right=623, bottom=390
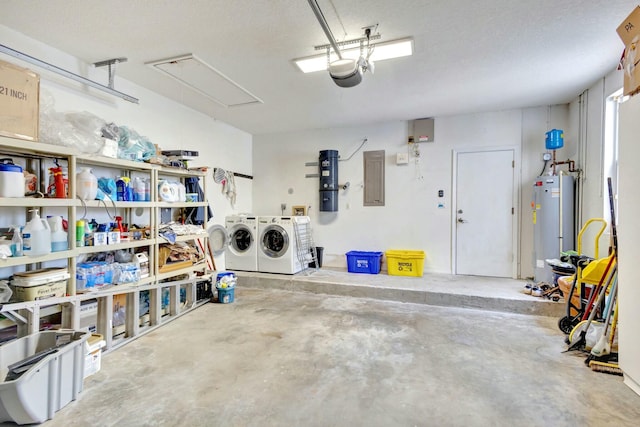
left=294, top=38, right=413, bottom=73
left=146, top=54, right=263, bottom=108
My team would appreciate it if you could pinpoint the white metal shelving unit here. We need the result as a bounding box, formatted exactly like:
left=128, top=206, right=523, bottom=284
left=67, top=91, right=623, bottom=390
left=0, top=135, right=213, bottom=352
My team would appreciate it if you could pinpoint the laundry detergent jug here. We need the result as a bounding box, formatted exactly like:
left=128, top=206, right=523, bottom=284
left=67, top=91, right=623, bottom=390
left=76, top=167, right=98, bottom=200
left=23, top=210, right=52, bottom=257
left=158, top=180, right=179, bottom=202
left=47, top=215, right=68, bottom=252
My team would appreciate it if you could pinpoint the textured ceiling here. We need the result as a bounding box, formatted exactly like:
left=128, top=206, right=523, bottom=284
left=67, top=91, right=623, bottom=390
left=0, top=0, right=635, bottom=135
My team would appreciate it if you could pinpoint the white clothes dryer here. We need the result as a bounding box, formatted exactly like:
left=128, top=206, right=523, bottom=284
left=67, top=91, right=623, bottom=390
left=257, top=216, right=306, bottom=274
left=224, top=215, right=258, bottom=271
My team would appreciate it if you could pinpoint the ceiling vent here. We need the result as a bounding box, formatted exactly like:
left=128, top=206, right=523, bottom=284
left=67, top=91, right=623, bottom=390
left=146, top=54, right=263, bottom=108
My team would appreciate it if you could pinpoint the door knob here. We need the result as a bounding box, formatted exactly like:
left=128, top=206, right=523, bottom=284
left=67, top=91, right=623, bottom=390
left=457, top=218, right=467, bottom=223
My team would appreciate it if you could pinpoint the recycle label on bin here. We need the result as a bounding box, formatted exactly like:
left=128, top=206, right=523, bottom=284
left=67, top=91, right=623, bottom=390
left=398, top=262, right=413, bottom=271
left=357, top=259, right=369, bottom=268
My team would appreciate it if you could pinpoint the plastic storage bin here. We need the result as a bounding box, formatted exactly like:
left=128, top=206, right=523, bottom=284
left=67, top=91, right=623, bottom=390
left=0, top=158, right=24, bottom=198
left=216, top=272, right=236, bottom=303
left=346, top=251, right=383, bottom=274
left=0, top=330, right=89, bottom=425
left=386, top=250, right=426, bottom=277
left=11, top=268, right=69, bottom=301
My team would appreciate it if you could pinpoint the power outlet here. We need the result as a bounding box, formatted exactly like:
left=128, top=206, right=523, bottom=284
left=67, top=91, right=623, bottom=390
left=281, top=203, right=286, bottom=211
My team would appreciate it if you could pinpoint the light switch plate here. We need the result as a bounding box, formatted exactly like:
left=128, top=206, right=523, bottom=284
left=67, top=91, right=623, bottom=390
left=396, top=152, right=409, bottom=164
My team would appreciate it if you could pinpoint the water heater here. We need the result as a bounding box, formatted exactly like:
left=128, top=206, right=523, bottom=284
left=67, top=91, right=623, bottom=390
left=319, top=150, right=338, bottom=212
left=532, top=174, right=575, bottom=283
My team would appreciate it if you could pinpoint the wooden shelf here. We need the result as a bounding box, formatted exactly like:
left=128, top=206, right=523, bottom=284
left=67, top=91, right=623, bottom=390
left=0, top=135, right=213, bottom=352
left=157, top=263, right=206, bottom=281
left=76, top=154, right=156, bottom=171
left=0, top=197, right=77, bottom=207
left=170, top=234, right=208, bottom=243
left=76, top=239, right=156, bottom=255
left=0, top=136, right=78, bottom=157
left=0, top=250, right=77, bottom=268
left=156, top=167, right=207, bottom=177
left=80, top=200, right=155, bottom=209
left=156, top=201, right=208, bottom=208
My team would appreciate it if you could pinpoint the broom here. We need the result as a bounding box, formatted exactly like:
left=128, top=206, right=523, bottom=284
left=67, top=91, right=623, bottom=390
left=589, top=177, right=622, bottom=375
left=565, top=259, right=616, bottom=352
left=585, top=277, right=617, bottom=362
left=567, top=178, right=619, bottom=352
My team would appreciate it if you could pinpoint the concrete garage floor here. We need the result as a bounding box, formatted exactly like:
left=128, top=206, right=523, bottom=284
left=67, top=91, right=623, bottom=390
left=43, top=285, right=640, bottom=427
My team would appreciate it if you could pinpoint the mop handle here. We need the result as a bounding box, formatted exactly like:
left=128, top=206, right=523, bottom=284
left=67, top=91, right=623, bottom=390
left=608, top=291, right=619, bottom=348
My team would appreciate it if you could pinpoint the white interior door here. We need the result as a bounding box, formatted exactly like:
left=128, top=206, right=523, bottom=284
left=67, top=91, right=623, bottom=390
left=455, top=149, right=515, bottom=277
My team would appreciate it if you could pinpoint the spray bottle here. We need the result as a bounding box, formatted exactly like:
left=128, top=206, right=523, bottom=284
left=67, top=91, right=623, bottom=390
left=48, top=165, right=66, bottom=198
left=47, top=215, right=68, bottom=252
left=10, top=226, right=22, bottom=257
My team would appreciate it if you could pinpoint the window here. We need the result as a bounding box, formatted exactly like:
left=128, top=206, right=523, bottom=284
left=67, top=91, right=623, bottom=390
left=604, top=89, right=624, bottom=219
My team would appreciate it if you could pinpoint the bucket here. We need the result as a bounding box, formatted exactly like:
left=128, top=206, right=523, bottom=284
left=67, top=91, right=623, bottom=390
left=217, top=287, right=235, bottom=304
left=216, top=272, right=236, bottom=304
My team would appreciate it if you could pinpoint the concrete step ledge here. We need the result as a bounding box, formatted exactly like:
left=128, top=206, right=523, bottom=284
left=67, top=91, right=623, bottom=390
left=235, top=271, right=565, bottom=318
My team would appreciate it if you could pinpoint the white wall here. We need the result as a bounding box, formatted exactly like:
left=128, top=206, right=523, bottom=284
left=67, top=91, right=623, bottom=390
left=566, top=69, right=623, bottom=258
left=618, top=89, right=640, bottom=396
left=254, top=108, right=570, bottom=276
left=1, top=25, right=253, bottom=261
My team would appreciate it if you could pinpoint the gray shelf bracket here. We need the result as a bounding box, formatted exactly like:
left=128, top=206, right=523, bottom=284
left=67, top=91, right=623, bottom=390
left=94, top=57, right=128, bottom=89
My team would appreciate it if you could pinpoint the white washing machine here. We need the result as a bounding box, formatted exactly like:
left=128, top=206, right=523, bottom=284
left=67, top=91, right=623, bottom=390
left=257, top=216, right=306, bottom=274
left=224, top=215, right=258, bottom=271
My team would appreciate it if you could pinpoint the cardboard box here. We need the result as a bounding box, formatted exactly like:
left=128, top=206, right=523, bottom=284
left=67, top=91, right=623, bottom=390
left=617, top=6, right=640, bottom=46
left=0, top=59, right=39, bottom=141
left=617, top=6, right=640, bottom=95
left=84, top=333, right=106, bottom=378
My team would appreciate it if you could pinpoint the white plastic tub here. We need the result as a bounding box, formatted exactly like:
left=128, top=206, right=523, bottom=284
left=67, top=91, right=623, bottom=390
left=11, top=268, right=69, bottom=301
left=0, top=159, right=23, bottom=198
left=0, top=330, right=88, bottom=425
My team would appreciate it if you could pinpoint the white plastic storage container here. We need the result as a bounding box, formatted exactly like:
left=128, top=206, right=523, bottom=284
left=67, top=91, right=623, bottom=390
left=76, top=167, right=98, bottom=200
left=11, top=268, right=69, bottom=301
left=22, top=210, right=52, bottom=257
left=0, top=158, right=24, bottom=198
left=0, top=330, right=89, bottom=425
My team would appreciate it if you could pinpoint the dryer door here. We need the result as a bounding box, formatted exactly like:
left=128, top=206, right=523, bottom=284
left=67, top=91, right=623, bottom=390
left=260, top=225, right=289, bottom=258
left=208, top=224, right=230, bottom=256
left=230, top=225, right=254, bottom=254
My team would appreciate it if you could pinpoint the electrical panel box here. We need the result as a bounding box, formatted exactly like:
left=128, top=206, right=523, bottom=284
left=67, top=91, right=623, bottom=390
left=411, top=118, right=435, bottom=143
